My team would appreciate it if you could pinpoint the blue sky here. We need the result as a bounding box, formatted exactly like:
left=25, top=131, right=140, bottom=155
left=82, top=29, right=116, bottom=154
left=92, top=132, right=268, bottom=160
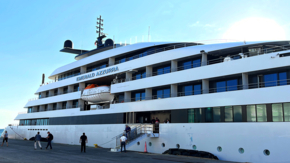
left=0, top=0, right=289, bottom=128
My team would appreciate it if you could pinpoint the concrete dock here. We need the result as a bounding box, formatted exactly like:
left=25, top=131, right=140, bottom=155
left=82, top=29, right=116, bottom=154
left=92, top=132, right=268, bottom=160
left=0, top=139, right=239, bottom=163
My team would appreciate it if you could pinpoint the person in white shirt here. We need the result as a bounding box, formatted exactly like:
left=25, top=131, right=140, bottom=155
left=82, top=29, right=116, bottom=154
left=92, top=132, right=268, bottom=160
left=120, top=134, right=127, bottom=153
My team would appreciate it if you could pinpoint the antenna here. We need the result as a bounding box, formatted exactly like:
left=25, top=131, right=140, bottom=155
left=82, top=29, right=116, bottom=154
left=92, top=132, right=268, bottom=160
left=148, top=26, right=150, bottom=42
left=96, top=15, right=104, bottom=37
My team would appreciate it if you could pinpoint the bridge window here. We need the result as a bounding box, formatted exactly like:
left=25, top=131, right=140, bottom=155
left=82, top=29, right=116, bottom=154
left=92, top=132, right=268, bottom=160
left=257, top=105, right=267, bottom=122
left=247, top=105, right=256, bottom=122
left=272, top=104, right=283, bottom=122
left=284, top=103, right=290, bottom=121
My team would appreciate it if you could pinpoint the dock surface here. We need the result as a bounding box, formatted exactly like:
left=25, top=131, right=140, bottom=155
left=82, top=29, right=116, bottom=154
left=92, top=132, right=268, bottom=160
left=0, top=139, right=238, bottom=163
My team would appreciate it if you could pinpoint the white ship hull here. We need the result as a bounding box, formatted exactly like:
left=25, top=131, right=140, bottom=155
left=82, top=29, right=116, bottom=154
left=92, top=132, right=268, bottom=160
left=5, top=123, right=290, bottom=163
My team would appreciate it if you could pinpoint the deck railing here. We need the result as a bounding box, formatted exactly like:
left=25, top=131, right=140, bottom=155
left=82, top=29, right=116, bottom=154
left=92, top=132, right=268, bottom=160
left=113, top=79, right=290, bottom=104
left=112, top=44, right=290, bottom=84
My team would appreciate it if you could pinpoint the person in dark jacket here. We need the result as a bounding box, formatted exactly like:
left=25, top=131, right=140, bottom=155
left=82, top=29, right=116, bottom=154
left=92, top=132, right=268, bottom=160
left=151, top=117, right=156, bottom=124
left=80, top=133, right=88, bottom=153
left=124, top=125, right=131, bottom=139
left=34, top=132, right=42, bottom=150
left=46, top=132, right=53, bottom=150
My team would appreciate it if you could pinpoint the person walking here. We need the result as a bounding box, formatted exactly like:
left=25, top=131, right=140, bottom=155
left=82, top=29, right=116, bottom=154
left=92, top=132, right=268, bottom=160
left=45, top=132, right=53, bottom=150
left=34, top=132, right=42, bottom=150
left=1, top=131, right=8, bottom=147
left=120, top=134, right=127, bottom=153
left=124, top=125, right=131, bottom=139
left=80, top=133, right=88, bottom=153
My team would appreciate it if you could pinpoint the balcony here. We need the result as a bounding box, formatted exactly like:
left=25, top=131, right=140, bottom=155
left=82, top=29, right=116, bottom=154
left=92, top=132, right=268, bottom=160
left=112, top=44, right=290, bottom=84
left=113, top=79, right=290, bottom=104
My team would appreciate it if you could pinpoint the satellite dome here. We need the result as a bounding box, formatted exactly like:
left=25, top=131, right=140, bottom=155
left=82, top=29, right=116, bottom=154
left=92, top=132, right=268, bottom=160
left=105, top=39, right=114, bottom=47
left=64, top=40, right=73, bottom=49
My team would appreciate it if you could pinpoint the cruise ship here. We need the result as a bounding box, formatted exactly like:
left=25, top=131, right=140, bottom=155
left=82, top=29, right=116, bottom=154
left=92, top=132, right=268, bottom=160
left=4, top=17, right=290, bottom=163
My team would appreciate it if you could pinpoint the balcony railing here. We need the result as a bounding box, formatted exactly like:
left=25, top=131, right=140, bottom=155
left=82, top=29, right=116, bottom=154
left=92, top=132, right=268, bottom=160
left=80, top=105, right=109, bottom=111
left=28, top=89, right=82, bottom=101
left=112, top=44, right=290, bottom=84
left=22, top=105, right=84, bottom=114
left=115, top=43, right=199, bottom=64
left=113, top=79, right=290, bottom=104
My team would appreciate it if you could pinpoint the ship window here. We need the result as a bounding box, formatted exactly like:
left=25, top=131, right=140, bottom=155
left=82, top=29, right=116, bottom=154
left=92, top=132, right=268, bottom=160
left=184, top=85, right=193, bottom=96
left=193, top=59, right=201, bottom=68
left=264, top=73, right=277, bottom=87
left=233, top=106, right=242, bottom=122
left=215, top=79, right=238, bottom=93
left=74, top=85, right=79, bottom=92
left=134, top=71, right=146, bottom=80
left=183, top=61, right=191, bottom=70
left=239, top=148, right=244, bottom=154
left=257, top=104, right=267, bottom=122
left=156, top=88, right=170, bottom=99
left=194, top=84, right=202, bottom=95
left=156, top=66, right=171, bottom=75
left=227, top=79, right=238, bottom=91
left=272, top=104, right=283, bottom=122
left=225, top=106, right=233, bottom=122
left=195, top=108, right=202, bottom=123
left=118, top=94, right=124, bottom=103
left=188, top=109, right=195, bottom=123
left=264, top=149, right=270, bottom=156
left=53, top=103, right=57, bottom=110
left=188, top=108, right=203, bottom=123
left=284, top=103, right=290, bottom=121
left=62, top=102, right=67, bottom=109
left=213, top=107, right=221, bottom=122
left=217, top=146, right=222, bottom=152
left=247, top=105, right=256, bottom=122
left=54, top=89, right=58, bottom=95
left=63, top=87, right=68, bottom=93
left=180, top=59, right=201, bottom=70
left=135, top=92, right=145, bottom=101
left=73, top=100, right=79, bottom=108
left=205, top=108, right=213, bottom=122
left=216, top=81, right=226, bottom=92
left=28, top=107, right=32, bottom=113
left=279, top=72, right=287, bottom=85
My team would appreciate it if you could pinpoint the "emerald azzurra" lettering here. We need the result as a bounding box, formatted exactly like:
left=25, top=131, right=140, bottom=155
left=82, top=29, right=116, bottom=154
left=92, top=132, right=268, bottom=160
left=76, top=66, right=119, bottom=81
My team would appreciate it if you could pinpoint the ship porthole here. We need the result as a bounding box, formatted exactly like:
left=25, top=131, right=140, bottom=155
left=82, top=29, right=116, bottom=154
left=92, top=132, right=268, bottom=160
left=162, top=143, right=165, bottom=147
left=264, top=149, right=270, bottom=156
left=149, top=142, right=152, bottom=146
left=239, top=148, right=244, bottom=154
left=217, top=146, right=222, bottom=152
left=137, top=142, right=140, bottom=145
left=192, top=145, right=197, bottom=150
left=176, top=144, right=180, bottom=149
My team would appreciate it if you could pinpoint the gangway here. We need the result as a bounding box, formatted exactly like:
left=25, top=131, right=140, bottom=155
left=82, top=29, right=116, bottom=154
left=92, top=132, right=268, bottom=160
left=111, top=124, right=156, bottom=152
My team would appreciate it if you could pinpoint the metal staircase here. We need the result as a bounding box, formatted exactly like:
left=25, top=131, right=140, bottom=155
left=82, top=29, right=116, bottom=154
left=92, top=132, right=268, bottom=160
left=112, top=124, right=154, bottom=151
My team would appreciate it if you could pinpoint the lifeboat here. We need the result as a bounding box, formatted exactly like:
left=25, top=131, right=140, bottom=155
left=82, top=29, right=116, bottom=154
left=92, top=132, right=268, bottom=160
left=81, top=84, right=114, bottom=103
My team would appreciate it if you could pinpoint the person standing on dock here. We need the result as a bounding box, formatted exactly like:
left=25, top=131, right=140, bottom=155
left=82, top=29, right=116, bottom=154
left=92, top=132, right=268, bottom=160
left=80, top=133, right=88, bottom=153
left=45, top=132, right=53, bottom=150
left=1, top=131, right=8, bottom=147
left=120, top=134, right=127, bottom=153
left=34, top=132, right=42, bottom=150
